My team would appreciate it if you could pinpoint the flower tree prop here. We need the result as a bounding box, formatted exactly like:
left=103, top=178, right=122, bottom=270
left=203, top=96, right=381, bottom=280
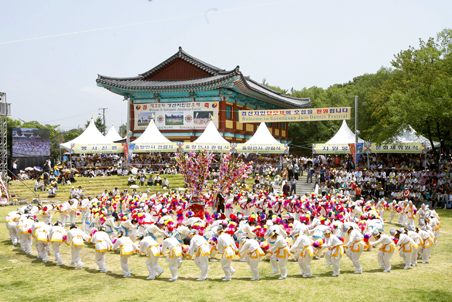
left=213, top=153, right=252, bottom=203
left=175, top=150, right=214, bottom=218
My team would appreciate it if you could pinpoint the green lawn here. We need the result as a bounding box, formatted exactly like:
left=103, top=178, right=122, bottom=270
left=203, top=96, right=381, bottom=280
left=1, top=203, right=451, bottom=302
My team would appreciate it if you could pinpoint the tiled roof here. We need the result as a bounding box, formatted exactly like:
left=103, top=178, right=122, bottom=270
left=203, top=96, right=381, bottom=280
left=96, top=48, right=311, bottom=108
left=140, top=46, right=224, bottom=78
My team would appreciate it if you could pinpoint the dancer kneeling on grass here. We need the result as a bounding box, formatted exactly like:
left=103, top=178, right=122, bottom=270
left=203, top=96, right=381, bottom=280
left=269, top=230, right=289, bottom=280
left=90, top=225, right=112, bottom=273
left=368, top=229, right=395, bottom=273
left=137, top=232, right=164, bottom=280
left=112, top=230, right=138, bottom=278
left=187, top=229, right=210, bottom=281
left=161, top=232, right=182, bottom=282
left=323, top=228, right=344, bottom=277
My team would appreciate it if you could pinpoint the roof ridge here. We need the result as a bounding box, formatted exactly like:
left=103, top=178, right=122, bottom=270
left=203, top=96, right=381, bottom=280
left=139, top=47, right=225, bottom=78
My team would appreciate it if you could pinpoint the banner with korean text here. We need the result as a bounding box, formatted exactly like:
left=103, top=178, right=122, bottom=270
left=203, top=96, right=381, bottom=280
left=235, top=144, right=289, bottom=154
left=239, top=107, right=351, bottom=123
left=363, top=142, right=427, bottom=154
left=133, top=142, right=178, bottom=153
left=179, top=143, right=231, bottom=153
left=312, top=144, right=351, bottom=154
left=70, top=143, right=124, bottom=154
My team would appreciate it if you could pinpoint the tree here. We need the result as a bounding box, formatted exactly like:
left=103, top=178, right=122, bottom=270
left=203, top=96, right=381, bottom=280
left=367, top=28, right=452, bottom=170
left=85, top=117, right=106, bottom=134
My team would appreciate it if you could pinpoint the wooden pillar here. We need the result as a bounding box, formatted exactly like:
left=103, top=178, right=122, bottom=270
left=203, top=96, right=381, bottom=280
left=219, top=99, right=226, bottom=136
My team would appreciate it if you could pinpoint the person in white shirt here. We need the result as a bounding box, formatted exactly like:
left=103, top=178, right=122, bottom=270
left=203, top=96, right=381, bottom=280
left=67, top=223, right=90, bottom=269
left=290, top=230, right=315, bottom=278
left=323, top=228, right=344, bottom=277
left=239, top=237, right=265, bottom=281
left=368, top=229, right=396, bottom=272
left=268, top=230, right=289, bottom=280
left=49, top=221, right=67, bottom=266
left=112, top=230, right=138, bottom=277
left=216, top=226, right=237, bottom=281
left=90, top=225, right=113, bottom=273
left=137, top=232, right=163, bottom=280
left=161, top=233, right=182, bottom=282
left=187, top=230, right=211, bottom=281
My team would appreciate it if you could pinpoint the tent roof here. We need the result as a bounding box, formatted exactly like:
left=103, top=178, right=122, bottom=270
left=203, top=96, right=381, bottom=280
left=105, top=125, right=123, bottom=142
left=244, top=122, right=282, bottom=145
left=133, top=119, right=172, bottom=144
left=325, top=120, right=364, bottom=144
left=193, top=120, right=230, bottom=144
left=388, top=125, right=440, bottom=149
left=60, top=118, right=113, bottom=150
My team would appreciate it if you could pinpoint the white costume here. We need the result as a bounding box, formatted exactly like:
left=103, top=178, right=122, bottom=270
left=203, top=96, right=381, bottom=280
left=139, top=236, right=163, bottom=279
left=161, top=237, right=182, bottom=281
left=269, top=235, right=289, bottom=279
left=239, top=239, right=265, bottom=280
left=324, top=234, right=344, bottom=276
left=188, top=234, right=211, bottom=281
left=369, top=234, right=395, bottom=272
left=112, top=236, right=138, bottom=277
left=49, top=225, right=67, bottom=265
left=91, top=230, right=113, bottom=272
left=216, top=232, right=237, bottom=281
left=67, top=228, right=90, bottom=269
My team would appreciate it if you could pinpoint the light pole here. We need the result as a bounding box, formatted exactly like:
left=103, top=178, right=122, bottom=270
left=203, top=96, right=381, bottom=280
left=0, top=92, right=11, bottom=186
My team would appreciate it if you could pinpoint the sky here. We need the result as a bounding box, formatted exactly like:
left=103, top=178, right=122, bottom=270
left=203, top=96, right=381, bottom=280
left=1, top=0, right=451, bottom=131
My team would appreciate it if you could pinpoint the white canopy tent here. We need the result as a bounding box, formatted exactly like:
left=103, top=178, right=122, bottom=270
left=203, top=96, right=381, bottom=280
left=193, top=120, right=230, bottom=144
left=133, top=119, right=172, bottom=144
left=181, top=120, right=230, bottom=152
left=60, top=118, right=114, bottom=150
left=386, top=125, right=440, bottom=150
left=105, top=125, right=123, bottom=142
left=132, top=119, right=177, bottom=152
left=313, top=120, right=364, bottom=154
left=236, top=122, right=287, bottom=153
left=325, top=120, right=364, bottom=144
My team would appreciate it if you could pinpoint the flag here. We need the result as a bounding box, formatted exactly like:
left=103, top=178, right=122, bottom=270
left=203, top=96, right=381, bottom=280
left=210, top=114, right=214, bottom=120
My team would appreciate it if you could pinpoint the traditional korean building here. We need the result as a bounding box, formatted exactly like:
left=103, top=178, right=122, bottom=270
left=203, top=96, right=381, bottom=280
left=96, top=47, right=311, bottom=143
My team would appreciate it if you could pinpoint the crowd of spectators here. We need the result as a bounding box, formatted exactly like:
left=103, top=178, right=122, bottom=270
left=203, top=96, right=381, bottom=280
left=10, top=150, right=452, bottom=210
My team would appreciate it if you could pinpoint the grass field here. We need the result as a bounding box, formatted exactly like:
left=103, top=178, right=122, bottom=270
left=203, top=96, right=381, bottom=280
left=2, top=177, right=452, bottom=302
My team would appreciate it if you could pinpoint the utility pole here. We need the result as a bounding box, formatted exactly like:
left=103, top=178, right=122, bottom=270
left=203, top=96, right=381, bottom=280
left=99, top=108, right=108, bottom=134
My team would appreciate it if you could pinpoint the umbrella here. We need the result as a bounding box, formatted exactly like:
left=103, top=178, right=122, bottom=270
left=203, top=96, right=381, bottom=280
left=130, top=185, right=139, bottom=189
left=131, top=168, right=138, bottom=175
left=71, top=168, right=79, bottom=173
left=25, top=167, right=34, bottom=171
left=62, top=169, right=70, bottom=173
left=34, top=166, right=42, bottom=172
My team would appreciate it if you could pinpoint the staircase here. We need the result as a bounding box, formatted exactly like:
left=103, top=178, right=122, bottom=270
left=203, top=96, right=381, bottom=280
left=295, top=175, right=316, bottom=196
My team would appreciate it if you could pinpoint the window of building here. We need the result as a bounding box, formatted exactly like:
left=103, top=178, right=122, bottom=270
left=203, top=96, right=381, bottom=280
left=281, top=122, right=285, bottom=130
left=236, top=109, right=240, bottom=121
left=226, top=106, right=232, bottom=119
left=274, top=123, right=279, bottom=129
left=266, top=122, right=272, bottom=127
